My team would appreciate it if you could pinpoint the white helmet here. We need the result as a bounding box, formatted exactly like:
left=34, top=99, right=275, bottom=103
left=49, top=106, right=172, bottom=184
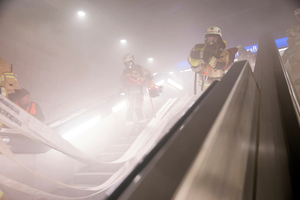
left=295, top=8, right=300, bottom=16
left=123, top=54, right=134, bottom=63
left=205, top=26, right=222, bottom=37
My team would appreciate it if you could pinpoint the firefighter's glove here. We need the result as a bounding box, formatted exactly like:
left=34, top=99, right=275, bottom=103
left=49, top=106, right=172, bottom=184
left=191, top=65, right=200, bottom=73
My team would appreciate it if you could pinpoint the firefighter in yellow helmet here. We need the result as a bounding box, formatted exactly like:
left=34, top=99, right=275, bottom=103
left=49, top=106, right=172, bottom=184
left=120, top=54, right=153, bottom=125
left=0, top=58, right=21, bottom=129
left=188, top=26, right=230, bottom=91
left=0, top=58, right=20, bottom=99
left=286, top=8, right=300, bottom=69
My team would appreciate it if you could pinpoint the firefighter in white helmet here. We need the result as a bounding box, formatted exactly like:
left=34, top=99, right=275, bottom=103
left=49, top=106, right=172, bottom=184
left=188, top=26, right=235, bottom=91
left=285, top=8, right=300, bottom=69
left=120, top=54, right=153, bottom=125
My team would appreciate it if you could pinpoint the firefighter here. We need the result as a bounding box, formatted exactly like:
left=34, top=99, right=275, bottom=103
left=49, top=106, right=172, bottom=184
left=188, top=26, right=230, bottom=91
left=236, top=44, right=256, bottom=71
left=120, top=54, right=153, bottom=125
left=0, top=58, right=21, bottom=100
left=286, top=8, right=300, bottom=67
left=0, top=58, right=21, bottom=129
left=15, top=88, right=45, bottom=122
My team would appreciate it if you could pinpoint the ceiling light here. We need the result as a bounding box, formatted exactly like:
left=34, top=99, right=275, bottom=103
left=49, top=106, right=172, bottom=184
left=120, top=39, right=127, bottom=43
left=77, top=11, right=86, bottom=16
left=148, top=58, right=154, bottom=61
left=169, top=72, right=174, bottom=74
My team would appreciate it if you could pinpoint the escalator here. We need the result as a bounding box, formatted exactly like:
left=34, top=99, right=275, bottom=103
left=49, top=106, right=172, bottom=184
left=106, top=34, right=300, bottom=200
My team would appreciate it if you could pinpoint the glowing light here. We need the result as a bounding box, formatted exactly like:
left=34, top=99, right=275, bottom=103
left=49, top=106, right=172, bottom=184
left=155, top=80, right=165, bottom=86
left=169, top=72, right=174, bottom=74
left=63, top=115, right=101, bottom=140
left=167, top=78, right=183, bottom=90
left=112, top=101, right=126, bottom=113
left=77, top=11, right=86, bottom=16
left=279, top=47, right=288, bottom=52
left=180, top=71, right=183, bottom=73
left=148, top=58, right=154, bottom=61
left=153, top=73, right=157, bottom=76
left=120, top=39, right=127, bottom=43
left=184, top=69, right=192, bottom=72
left=3, top=138, right=10, bottom=143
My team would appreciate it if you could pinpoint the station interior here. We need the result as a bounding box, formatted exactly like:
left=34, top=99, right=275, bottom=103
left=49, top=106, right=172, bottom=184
left=0, top=0, right=300, bottom=199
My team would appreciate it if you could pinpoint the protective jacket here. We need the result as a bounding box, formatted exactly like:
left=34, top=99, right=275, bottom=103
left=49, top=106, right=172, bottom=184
left=0, top=58, right=20, bottom=98
left=120, top=64, right=153, bottom=95
left=0, top=58, right=21, bottom=129
left=188, top=41, right=229, bottom=78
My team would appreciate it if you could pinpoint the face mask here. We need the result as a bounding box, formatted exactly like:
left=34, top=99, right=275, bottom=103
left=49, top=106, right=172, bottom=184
left=124, top=61, right=133, bottom=68
left=205, top=34, right=219, bottom=46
